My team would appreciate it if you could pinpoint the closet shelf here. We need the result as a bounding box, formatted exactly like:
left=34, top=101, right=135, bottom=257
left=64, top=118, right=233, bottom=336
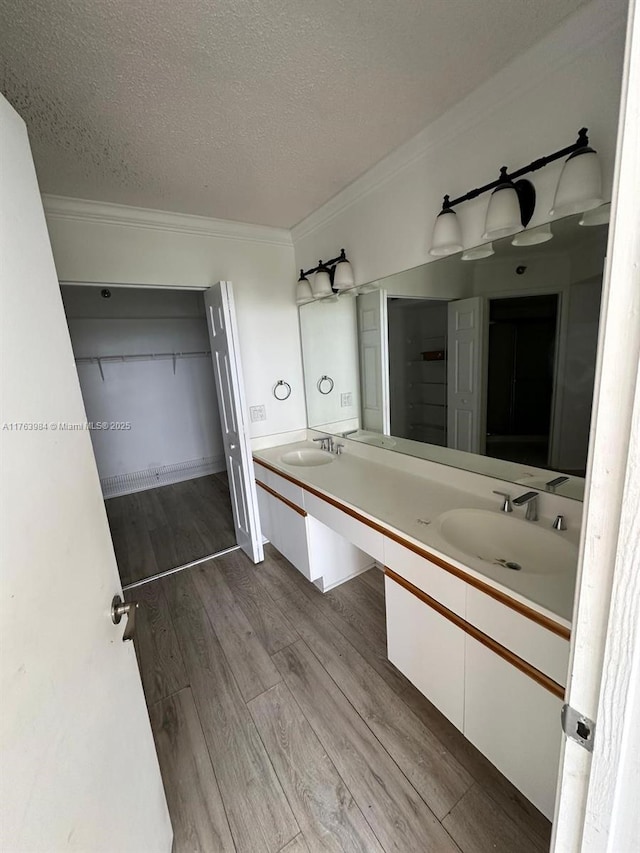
left=74, top=350, right=211, bottom=380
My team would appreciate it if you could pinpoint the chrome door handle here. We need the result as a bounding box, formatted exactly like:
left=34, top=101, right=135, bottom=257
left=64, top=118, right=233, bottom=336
left=111, top=595, right=138, bottom=642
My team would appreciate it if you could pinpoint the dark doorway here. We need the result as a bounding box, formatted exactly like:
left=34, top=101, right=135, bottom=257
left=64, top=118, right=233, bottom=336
left=486, top=294, right=559, bottom=467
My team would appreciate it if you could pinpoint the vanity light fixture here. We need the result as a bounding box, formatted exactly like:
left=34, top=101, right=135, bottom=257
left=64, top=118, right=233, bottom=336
left=461, top=242, right=495, bottom=261
left=296, top=272, right=314, bottom=305
left=296, top=249, right=355, bottom=301
left=512, top=223, right=554, bottom=246
left=579, top=202, right=611, bottom=227
left=429, top=128, right=601, bottom=255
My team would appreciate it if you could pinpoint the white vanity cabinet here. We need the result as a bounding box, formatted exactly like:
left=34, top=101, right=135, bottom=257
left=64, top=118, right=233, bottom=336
left=385, top=575, right=465, bottom=729
left=254, top=462, right=374, bottom=589
left=464, top=635, right=563, bottom=819
left=256, top=478, right=315, bottom=580
left=383, top=540, right=567, bottom=821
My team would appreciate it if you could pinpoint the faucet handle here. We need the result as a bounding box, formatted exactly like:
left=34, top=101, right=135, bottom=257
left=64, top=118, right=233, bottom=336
left=493, top=490, right=513, bottom=512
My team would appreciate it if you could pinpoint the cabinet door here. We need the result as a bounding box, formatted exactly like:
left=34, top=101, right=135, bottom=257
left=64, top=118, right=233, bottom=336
left=256, top=483, right=274, bottom=543
left=385, top=575, right=465, bottom=730
left=272, top=499, right=313, bottom=581
left=464, top=636, right=563, bottom=820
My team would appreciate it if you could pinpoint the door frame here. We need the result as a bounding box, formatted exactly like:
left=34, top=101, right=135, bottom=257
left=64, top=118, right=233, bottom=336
left=552, top=0, right=640, bottom=846
left=59, top=279, right=256, bottom=582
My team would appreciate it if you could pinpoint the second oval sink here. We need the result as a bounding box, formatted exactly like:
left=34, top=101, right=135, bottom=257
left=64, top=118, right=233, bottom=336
left=436, top=508, right=577, bottom=575
left=280, top=448, right=335, bottom=467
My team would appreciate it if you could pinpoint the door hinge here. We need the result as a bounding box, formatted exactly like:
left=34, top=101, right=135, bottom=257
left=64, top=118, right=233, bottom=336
left=561, top=704, right=596, bottom=752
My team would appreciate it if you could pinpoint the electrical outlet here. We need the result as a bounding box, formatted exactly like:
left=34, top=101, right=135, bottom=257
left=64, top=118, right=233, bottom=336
left=340, top=392, right=353, bottom=408
left=249, top=405, right=266, bottom=422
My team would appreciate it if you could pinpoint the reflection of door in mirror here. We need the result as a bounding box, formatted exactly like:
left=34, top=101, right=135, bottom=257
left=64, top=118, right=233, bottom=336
left=357, top=290, right=390, bottom=433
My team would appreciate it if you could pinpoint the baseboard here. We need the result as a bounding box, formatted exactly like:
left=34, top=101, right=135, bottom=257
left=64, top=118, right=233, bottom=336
left=314, top=561, right=377, bottom=593
left=101, top=455, right=226, bottom=498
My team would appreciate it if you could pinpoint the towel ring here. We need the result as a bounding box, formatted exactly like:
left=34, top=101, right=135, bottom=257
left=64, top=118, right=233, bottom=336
left=273, top=380, right=292, bottom=401
left=317, top=375, right=335, bottom=395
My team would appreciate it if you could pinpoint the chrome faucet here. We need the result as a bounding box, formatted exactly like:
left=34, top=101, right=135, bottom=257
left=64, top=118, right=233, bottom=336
left=341, top=429, right=359, bottom=438
left=546, top=475, right=569, bottom=492
left=513, top=490, right=539, bottom=521
left=313, top=435, right=334, bottom=452
left=493, top=490, right=513, bottom=513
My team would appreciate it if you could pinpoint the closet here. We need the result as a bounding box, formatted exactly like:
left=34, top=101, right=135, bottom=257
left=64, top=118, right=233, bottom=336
left=61, top=284, right=235, bottom=586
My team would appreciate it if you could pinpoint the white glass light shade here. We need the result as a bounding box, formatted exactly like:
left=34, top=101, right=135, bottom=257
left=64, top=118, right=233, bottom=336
left=483, top=183, right=523, bottom=240
left=550, top=148, right=603, bottom=217
left=296, top=277, right=313, bottom=304
left=511, top=223, right=553, bottom=246
left=429, top=209, right=463, bottom=256
left=312, top=267, right=333, bottom=298
left=579, top=202, right=610, bottom=227
left=332, top=258, right=355, bottom=291
left=461, top=242, right=494, bottom=261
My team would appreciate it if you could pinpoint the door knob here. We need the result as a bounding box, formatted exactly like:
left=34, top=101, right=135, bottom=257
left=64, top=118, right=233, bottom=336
left=111, top=595, right=138, bottom=642
left=229, top=443, right=237, bottom=450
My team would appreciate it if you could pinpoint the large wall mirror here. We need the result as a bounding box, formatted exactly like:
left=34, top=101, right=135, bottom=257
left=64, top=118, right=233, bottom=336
left=298, top=210, right=609, bottom=501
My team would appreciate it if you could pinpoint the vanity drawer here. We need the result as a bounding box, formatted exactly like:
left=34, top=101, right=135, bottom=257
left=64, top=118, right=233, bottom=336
left=465, top=587, right=570, bottom=687
left=304, top=493, right=384, bottom=562
left=256, top=464, right=305, bottom=510
left=383, top=537, right=466, bottom=617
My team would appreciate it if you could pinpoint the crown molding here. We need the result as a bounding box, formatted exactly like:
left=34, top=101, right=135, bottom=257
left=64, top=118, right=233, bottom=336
left=291, top=0, right=627, bottom=244
left=42, top=194, right=293, bottom=247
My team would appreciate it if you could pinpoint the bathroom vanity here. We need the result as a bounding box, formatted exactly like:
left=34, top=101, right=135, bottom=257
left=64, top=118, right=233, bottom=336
left=253, top=438, right=578, bottom=820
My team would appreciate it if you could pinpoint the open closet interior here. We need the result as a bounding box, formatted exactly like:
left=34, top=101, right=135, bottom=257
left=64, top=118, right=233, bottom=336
left=60, top=284, right=236, bottom=586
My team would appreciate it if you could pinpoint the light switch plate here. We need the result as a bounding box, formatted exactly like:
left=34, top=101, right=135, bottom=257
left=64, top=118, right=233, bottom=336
left=249, top=405, right=266, bottom=422
left=340, top=392, right=353, bottom=407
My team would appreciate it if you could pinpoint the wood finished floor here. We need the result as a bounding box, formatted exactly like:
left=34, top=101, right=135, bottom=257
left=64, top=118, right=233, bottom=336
left=129, top=546, right=552, bottom=853
left=106, top=473, right=236, bottom=585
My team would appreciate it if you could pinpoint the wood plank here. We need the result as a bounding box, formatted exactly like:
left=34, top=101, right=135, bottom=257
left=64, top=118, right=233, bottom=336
left=174, top=604, right=299, bottom=853
left=248, top=682, right=384, bottom=853
left=278, top=588, right=473, bottom=820
left=442, top=783, right=548, bottom=853
left=191, top=562, right=282, bottom=702
left=279, top=835, right=311, bottom=853
left=259, top=547, right=410, bottom=695
left=161, top=565, right=205, bottom=623
left=399, top=682, right=552, bottom=847
left=219, top=551, right=299, bottom=655
left=126, top=581, right=188, bottom=706
left=358, top=566, right=385, bottom=597
left=273, top=640, right=460, bottom=852
left=149, top=688, right=235, bottom=853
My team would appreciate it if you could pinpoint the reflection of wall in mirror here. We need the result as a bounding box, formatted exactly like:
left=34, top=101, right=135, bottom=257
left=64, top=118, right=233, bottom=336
left=299, top=298, right=360, bottom=432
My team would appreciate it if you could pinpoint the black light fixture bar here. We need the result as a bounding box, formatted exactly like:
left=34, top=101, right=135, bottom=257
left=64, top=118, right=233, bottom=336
left=441, top=127, right=591, bottom=211
left=298, top=248, right=348, bottom=280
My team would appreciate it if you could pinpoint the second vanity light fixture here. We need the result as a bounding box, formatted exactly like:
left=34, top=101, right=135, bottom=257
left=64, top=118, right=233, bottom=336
left=430, top=127, right=604, bottom=257
left=296, top=248, right=355, bottom=304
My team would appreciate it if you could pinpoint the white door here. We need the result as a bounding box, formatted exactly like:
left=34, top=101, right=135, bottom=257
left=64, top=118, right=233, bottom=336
left=0, top=97, right=172, bottom=851
left=357, top=289, right=390, bottom=433
left=204, top=282, right=264, bottom=563
left=447, top=297, right=488, bottom=453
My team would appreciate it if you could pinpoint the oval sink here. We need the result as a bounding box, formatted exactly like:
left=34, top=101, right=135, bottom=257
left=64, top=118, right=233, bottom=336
left=436, top=508, right=577, bottom=575
left=280, top=448, right=335, bottom=467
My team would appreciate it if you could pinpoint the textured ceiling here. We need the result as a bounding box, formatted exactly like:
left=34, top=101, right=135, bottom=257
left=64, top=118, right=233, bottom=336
left=1, top=0, right=587, bottom=227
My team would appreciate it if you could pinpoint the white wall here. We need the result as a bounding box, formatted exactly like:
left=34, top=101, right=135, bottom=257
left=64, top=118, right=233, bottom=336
left=44, top=198, right=306, bottom=441
left=62, top=286, right=225, bottom=483
left=292, top=0, right=627, bottom=287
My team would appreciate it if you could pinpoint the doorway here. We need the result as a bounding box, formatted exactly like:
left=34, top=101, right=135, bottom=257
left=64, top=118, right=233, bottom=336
left=388, top=297, right=449, bottom=446
left=61, top=284, right=238, bottom=587
left=485, top=294, right=559, bottom=468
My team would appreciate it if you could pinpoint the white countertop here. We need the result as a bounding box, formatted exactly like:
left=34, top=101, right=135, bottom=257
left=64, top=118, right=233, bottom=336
left=254, top=441, right=577, bottom=627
